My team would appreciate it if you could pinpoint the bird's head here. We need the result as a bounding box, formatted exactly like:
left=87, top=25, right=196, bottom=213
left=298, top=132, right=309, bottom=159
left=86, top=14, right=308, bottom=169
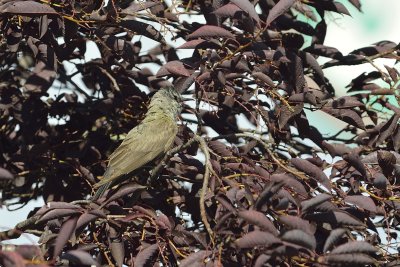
left=148, top=87, right=183, bottom=119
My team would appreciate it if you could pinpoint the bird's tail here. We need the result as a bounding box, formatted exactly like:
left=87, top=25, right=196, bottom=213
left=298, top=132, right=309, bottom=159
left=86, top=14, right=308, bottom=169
left=91, top=181, right=112, bottom=201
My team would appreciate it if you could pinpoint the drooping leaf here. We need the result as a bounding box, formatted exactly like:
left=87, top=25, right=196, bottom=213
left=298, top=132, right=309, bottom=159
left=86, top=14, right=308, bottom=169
left=266, top=0, right=296, bottom=26
left=343, top=153, right=367, bottom=178
left=323, top=228, right=347, bottom=253
left=304, top=44, right=343, bottom=59
left=109, top=226, right=125, bottom=267
left=323, top=253, right=376, bottom=265
left=0, top=1, right=57, bottom=15
left=270, top=173, right=307, bottom=196
left=99, top=184, right=147, bottom=207
left=304, top=211, right=365, bottom=227
left=331, top=241, right=378, bottom=254
left=187, top=25, right=234, bottom=39
left=281, top=229, right=316, bottom=250
left=230, top=0, right=260, bottom=24
left=301, top=193, right=333, bottom=213
left=291, top=158, right=331, bottom=190
left=134, top=243, right=160, bottom=267
left=120, top=20, right=165, bottom=43
left=121, top=1, right=161, bottom=15
left=36, top=208, right=82, bottom=224
left=0, top=167, right=13, bottom=181
left=252, top=72, right=275, bottom=88
left=180, top=250, right=211, bottom=267
left=235, top=231, right=281, bottom=248
left=53, top=216, right=79, bottom=259
left=213, top=3, right=241, bottom=17
left=238, top=210, right=278, bottom=235
left=322, top=107, right=365, bottom=129
left=279, top=215, right=314, bottom=235
left=344, top=195, right=377, bottom=213
left=157, top=60, right=191, bottom=77
left=61, top=250, right=100, bottom=267
left=373, top=172, right=388, bottom=190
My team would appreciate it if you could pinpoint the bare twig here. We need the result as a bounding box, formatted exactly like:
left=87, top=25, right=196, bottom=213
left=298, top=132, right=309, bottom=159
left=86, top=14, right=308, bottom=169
left=149, top=137, right=198, bottom=182
left=98, top=67, right=121, bottom=92
left=193, top=135, right=214, bottom=243
left=0, top=216, right=40, bottom=241
left=212, top=133, right=308, bottom=180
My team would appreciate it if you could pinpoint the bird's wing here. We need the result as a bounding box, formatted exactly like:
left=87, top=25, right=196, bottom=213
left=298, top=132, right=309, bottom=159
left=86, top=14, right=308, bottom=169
left=94, top=117, right=177, bottom=188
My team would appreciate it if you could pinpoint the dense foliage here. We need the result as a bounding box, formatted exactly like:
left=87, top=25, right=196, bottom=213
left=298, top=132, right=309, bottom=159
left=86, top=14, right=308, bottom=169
left=1, top=0, right=400, bottom=266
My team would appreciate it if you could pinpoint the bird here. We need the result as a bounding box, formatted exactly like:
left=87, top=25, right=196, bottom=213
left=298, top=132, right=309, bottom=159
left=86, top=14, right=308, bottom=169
left=91, top=86, right=183, bottom=200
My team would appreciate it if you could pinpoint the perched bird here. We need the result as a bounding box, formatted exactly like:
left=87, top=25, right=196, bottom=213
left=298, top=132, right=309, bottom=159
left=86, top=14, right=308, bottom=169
left=91, top=87, right=183, bottom=200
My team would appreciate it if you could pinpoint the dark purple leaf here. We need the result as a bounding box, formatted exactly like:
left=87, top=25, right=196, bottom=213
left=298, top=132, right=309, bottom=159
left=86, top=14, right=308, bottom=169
left=344, top=195, right=377, bottom=213
left=134, top=243, right=160, bottom=267
left=208, top=141, right=234, bottom=157
left=322, top=107, right=365, bottom=129
left=252, top=72, right=275, bottom=88
left=231, top=0, right=260, bottom=24
left=325, top=96, right=365, bottom=109
left=109, top=226, right=124, bottom=267
left=99, top=184, right=146, bottom=207
left=46, top=202, right=81, bottom=210
left=0, top=167, right=13, bottom=180
left=279, top=215, right=314, bottom=235
left=331, top=241, right=378, bottom=254
left=213, top=3, right=241, bottom=17
left=121, top=1, right=161, bottom=14
left=349, top=0, right=362, bottom=11
left=53, top=216, right=78, bottom=259
left=180, top=250, right=211, bottom=267
left=301, top=193, right=333, bottom=213
left=0, top=251, right=25, bottom=267
left=157, top=60, right=191, bottom=77
left=36, top=208, right=82, bottom=224
left=376, top=114, right=400, bottom=146
left=6, top=26, right=22, bottom=52
left=323, top=228, right=347, bottom=253
left=177, top=39, right=206, bottom=49
left=291, top=157, right=331, bottom=190
left=62, top=250, right=100, bottom=266
left=293, top=2, right=317, bottom=21
left=270, top=173, right=307, bottom=196
left=235, top=231, right=281, bottom=248
left=76, top=210, right=106, bottom=230
left=266, top=0, right=296, bottom=26
left=254, top=254, right=271, bottom=267
left=304, top=44, right=343, bottom=59
left=343, top=153, right=367, bottom=177
left=303, top=52, right=324, bottom=80
left=323, top=253, right=376, bottom=265
left=0, top=1, right=57, bottom=15
left=120, top=20, right=165, bottom=43
left=238, top=210, right=278, bottom=235
left=187, top=25, right=234, bottom=39
left=281, top=229, right=316, bottom=250
left=305, top=211, right=365, bottom=227
left=278, top=103, right=304, bottom=129
left=373, top=173, right=388, bottom=190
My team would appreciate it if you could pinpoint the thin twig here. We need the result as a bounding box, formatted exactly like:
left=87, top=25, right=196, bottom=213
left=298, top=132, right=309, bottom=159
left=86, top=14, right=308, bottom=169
left=149, top=137, right=198, bottom=182
left=98, top=67, right=121, bottom=92
left=193, top=135, right=214, bottom=243
left=212, top=133, right=308, bottom=180
left=0, top=216, right=40, bottom=241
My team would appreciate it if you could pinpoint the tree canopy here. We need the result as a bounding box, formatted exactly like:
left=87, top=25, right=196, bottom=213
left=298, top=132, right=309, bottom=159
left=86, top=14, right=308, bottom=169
left=1, top=0, right=400, bottom=266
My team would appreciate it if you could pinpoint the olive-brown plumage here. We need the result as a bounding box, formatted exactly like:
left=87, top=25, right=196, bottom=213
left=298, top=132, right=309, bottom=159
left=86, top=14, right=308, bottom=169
left=92, top=87, right=182, bottom=200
